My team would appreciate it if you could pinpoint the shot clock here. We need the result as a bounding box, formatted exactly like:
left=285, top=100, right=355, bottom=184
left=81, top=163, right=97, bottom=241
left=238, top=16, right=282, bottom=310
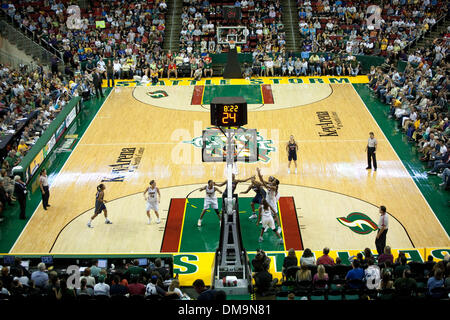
left=210, top=96, right=248, bottom=127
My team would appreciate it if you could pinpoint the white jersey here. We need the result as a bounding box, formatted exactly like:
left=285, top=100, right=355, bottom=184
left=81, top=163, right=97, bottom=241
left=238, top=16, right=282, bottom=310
left=267, top=188, right=280, bottom=213
left=261, top=207, right=275, bottom=230
left=147, top=187, right=158, bottom=202
left=261, top=207, right=272, bottom=219
left=203, top=184, right=218, bottom=210
left=205, top=185, right=216, bottom=199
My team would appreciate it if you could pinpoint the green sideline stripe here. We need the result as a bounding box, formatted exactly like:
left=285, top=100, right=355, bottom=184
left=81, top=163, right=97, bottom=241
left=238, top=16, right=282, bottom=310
left=0, top=91, right=111, bottom=253
left=353, top=84, right=450, bottom=236
left=17, top=97, right=81, bottom=180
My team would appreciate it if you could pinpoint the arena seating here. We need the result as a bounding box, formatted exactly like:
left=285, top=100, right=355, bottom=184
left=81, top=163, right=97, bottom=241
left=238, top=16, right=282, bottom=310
left=296, top=0, right=447, bottom=57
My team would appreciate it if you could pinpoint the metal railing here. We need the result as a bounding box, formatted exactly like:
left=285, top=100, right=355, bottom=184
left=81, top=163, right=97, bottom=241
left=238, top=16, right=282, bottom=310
left=0, top=9, right=64, bottom=67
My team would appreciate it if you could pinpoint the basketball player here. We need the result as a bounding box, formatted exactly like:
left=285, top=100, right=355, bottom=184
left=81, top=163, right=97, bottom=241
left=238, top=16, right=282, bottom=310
left=215, top=174, right=253, bottom=200
left=197, top=180, right=223, bottom=227
left=256, top=168, right=282, bottom=234
left=143, top=180, right=161, bottom=224
left=87, top=184, right=112, bottom=228
left=241, top=176, right=266, bottom=220
left=257, top=199, right=283, bottom=244
left=286, top=135, right=298, bottom=174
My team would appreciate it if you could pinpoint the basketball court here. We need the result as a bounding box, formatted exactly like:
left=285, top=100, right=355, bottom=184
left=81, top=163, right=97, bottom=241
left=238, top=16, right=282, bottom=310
left=9, top=78, right=450, bottom=255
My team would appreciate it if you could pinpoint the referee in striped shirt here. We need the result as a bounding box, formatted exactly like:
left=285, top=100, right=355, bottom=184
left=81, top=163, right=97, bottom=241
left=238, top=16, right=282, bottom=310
left=366, top=132, right=378, bottom=171
left=375, top=205, right=388, bottom=255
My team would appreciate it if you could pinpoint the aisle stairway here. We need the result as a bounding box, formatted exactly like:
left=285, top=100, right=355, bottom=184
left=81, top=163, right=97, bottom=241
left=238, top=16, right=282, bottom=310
left=408, top=16, right=449, bottom=52
left=281, top=0, right=302, bottom=52
left=163, top=0, right=182, bottom=53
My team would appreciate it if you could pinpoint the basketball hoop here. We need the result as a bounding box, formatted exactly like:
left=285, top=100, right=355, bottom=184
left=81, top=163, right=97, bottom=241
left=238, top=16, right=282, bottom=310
left=229, top=40, right=236, bottom=49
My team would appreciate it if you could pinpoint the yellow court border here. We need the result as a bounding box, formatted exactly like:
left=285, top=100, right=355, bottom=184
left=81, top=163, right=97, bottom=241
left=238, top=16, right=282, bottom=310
left=102, top=76, right=369, bottom=87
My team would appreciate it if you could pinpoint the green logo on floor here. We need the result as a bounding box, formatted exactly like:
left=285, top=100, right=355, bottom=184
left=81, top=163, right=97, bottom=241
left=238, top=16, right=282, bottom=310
left=147, top=90, right=168, bottom=99
left=337, top=212, right=379, bottom=235
left=184, top=127, right=276, bottom=163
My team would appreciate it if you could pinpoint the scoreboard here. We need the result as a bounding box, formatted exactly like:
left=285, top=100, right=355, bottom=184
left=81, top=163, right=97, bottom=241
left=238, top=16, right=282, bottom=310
left=210, top=97, right=248, bottom=127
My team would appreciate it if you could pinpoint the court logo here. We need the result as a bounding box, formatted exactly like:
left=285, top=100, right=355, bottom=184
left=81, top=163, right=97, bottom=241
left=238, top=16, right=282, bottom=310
left=102, top=147, right=145, bottom=182
left=316, top=111, right=343, bottom=137
left=147, top=90, right=168, bottom=99
left=184, top=127, right=276, bottom=163
left=337, top=212, right=379, bottom=235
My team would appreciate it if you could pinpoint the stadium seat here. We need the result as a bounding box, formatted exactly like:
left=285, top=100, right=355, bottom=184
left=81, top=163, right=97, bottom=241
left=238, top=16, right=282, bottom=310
left=275, top=291, right=289, bottom=300
left=284, top=266, right=300, bottom=281
left=297, top=280, right=313, bottom=291
left=429, top=287, right=447, bottom=300
left=343, top=289, right=360, bottom=301
left=327, top=290, right=343, bottom=300
left=309, top=290, right=326, bottom=301
left=379, top=288, right=395, bottom=300
left=330, top=278, right=346, bottom=291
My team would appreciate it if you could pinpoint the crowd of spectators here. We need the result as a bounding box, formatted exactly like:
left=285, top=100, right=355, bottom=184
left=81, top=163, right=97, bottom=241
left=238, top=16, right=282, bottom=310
left=2, top=0, right=168, bottom=78
left=296, top=0, right=447, bottom=59
left=278, top=246, right=450, bottom=300
left=244, top=51, right=362, bottom=78
left=0, top=61, right=78, bottom=221
left=0, top=258, right=196, bottom=301
left=180, top=0, right=285, bottom=55
left=368, top=34, right=449, bottom=189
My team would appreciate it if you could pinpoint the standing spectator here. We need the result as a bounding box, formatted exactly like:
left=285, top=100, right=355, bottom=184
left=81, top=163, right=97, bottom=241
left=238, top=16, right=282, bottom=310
left=316, top=247, right=335, bottom=266
left=106, top=60, right=114, bottom=87
left=93, top=275, right=110, bottom=296
left=375, top=205, right=389, bottom=255
left=92, top=69, right=104, bottom=99
left=13, top=176, right=27, bottom=220
left=31, top=263, right=48, bottom=288
left=124, top=260, right=146, bottom=280
left=39, top=169, right=50, bottom=210
left=90, top=261, right=101, bottom=278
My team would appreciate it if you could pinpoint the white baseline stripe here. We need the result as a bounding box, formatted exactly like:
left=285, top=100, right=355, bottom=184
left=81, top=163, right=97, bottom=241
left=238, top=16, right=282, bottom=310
left=350, top=84, right=450, bottom=241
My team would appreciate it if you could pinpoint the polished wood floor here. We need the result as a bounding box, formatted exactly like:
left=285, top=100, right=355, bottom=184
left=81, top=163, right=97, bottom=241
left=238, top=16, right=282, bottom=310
left=11, top=84, right=450, bottom=253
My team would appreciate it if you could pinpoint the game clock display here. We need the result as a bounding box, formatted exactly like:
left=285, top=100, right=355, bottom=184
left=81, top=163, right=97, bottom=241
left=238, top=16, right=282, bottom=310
left=210, top=97, right=248, bottom=127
